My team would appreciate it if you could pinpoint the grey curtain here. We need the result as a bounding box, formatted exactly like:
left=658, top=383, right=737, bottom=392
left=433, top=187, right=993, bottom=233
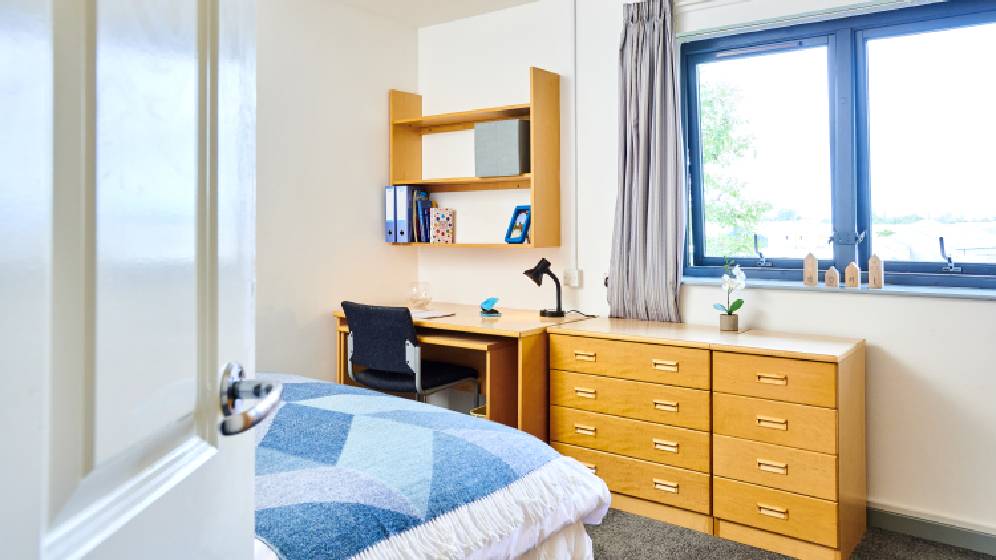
left=608, top=0, right=685, bottom=322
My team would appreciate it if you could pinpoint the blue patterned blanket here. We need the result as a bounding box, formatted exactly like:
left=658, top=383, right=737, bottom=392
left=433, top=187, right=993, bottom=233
left=254, top=376, right=609, bottom=560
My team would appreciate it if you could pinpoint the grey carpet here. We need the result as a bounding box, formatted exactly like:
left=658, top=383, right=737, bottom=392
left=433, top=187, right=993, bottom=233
left=587, top=509, right=994, bottom=559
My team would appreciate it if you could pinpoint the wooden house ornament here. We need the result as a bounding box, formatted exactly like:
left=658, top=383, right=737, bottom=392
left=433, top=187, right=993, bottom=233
left=825, top=266, right=840, bottom=288
left=803, top=253, right=818, bottom=286
left=869, top=254, right=884, bottom=289
left=845, top=261, right=861, bottom=288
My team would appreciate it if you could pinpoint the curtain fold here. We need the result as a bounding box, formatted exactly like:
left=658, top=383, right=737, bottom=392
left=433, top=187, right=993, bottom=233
left=608, top=0, right=685, bottom=322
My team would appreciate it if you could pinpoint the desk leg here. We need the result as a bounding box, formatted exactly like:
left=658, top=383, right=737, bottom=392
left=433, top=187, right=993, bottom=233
left=517, top=333, right=549, bottom=442
left=485, top=345, right=517, bottom=429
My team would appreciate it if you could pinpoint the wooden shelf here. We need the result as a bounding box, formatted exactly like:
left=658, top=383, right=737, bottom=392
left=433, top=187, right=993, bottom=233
left=392, top=242, right=535, bottom=249
left=388, top=67, right=560, bottom=247
left=393, top=174, right=531, bottom=192
left=393, top=103, right=530, bottom=134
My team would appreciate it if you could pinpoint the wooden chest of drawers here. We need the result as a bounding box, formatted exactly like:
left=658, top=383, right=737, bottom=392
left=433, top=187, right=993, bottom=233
left=548, top=319, right=866, bottom=560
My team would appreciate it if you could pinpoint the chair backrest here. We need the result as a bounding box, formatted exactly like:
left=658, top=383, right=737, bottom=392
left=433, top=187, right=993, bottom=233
left=341, top=301, right=418, bottom=375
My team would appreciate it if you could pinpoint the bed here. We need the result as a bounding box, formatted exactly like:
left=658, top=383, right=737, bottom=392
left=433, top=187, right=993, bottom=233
left=253, top=374, right=611, bottom=559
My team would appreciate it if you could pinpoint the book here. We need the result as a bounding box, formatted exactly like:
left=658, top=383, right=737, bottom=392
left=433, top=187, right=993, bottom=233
left=430, top=208, right=455, bottom=244
left=395, top=185, right=412, bottom=242
left=416, top=197, right=433, bottom=243
left=414, top=190, right=430, bottom=241
left=384, top=186, right=396, bottom=242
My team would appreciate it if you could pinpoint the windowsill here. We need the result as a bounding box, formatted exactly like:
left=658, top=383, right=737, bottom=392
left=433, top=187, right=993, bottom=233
left=682, top=276, right=996, bottom=301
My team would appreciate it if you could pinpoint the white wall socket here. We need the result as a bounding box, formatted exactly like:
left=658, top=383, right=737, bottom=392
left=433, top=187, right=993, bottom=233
left=564, top=268, right=582, bottom=288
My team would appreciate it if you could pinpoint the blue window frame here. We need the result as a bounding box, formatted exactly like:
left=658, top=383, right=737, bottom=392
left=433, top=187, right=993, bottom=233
left=682, top=0, right=996, bottom=288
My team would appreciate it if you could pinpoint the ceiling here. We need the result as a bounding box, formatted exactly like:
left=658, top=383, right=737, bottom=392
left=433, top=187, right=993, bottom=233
left=337, top=0, right=539, bottom=28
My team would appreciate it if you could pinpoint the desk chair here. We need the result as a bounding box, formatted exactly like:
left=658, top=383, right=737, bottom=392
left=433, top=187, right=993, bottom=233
left=341, top=301, right=481, bottom=405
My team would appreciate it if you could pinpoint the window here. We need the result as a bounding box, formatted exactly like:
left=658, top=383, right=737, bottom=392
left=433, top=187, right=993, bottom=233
left=865, top=21, right=996, bottom=267
left=682, top=1, right=996, bottom=288
left=695, top=42, right=832, bottom=262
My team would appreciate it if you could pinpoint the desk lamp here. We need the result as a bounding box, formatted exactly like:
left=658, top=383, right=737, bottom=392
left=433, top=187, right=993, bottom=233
left=523, top=258, right=565, bottom=318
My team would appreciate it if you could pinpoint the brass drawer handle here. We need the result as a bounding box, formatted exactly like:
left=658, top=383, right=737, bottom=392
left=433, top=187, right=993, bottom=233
left=652, top=399, right=679, bottom=413
left=651, top=359, right=678, bottom=372
left=652, top=478, right=679, bottom=493
left=574, top=387, right=597, bottom=399
left=757, top=458, right=788, bottom=475
left=574, top=350, right=596, bottom=362
left=757, top=503, right=788, bottom=520
left=652, top=438, right=679, bottom=453
left=757, top=372, right=788, bottom=385
left=756, top=415, right=788, bottom=430
left=581, top=462, right=597, bottom=474
left=574, top=423, right=597, bottom=436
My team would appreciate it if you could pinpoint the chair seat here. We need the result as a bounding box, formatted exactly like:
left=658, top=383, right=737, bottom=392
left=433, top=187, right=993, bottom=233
left=353, top=360, right=478, bottom=393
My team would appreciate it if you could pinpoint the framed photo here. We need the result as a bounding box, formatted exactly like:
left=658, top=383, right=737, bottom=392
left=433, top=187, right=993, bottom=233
left=504, top=205, right=531, bottom=244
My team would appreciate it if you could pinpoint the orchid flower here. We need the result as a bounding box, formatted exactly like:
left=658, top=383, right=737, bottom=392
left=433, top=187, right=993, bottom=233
left=714, top=263, right=746, bottom=315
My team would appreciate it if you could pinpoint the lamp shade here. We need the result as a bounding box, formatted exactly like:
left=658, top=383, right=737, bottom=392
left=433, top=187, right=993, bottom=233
left=523, top=258, right=552, bottom=286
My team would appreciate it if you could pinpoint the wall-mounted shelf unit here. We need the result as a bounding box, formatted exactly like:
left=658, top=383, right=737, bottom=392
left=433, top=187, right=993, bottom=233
left=388, top=66, right=560, bottom=248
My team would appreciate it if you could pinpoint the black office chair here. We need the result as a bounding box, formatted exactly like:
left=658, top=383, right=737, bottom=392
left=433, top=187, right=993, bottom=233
left=341, top=301, right=481, bottom=404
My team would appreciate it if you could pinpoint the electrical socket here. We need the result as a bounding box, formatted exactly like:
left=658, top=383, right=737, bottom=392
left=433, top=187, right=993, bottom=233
left=564, top=268, right=583, bottom=288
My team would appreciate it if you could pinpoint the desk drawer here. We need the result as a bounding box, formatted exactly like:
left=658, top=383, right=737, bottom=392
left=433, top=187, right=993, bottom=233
left=714, top=477, right=838, bottom=548
left=713, top=394, right=837, bottom=454
left=553, top=443, right=710, bottom=514
left=550, top=406, right=709, bottom=472
left=549, top=334, right=710, bottom=389
left=714, top=352, right=836, bottom=408
left=550, top=370, right=709, bottom=431
left=713, top=435, right=837, bottom=501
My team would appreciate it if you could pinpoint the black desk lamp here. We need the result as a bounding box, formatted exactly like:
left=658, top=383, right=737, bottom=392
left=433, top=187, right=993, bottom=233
left=523, top=258, right=565, bottom=318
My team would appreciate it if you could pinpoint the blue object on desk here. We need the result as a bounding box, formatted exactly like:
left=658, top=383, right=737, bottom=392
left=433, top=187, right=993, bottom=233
left=480, top=297, right=501, bottom=318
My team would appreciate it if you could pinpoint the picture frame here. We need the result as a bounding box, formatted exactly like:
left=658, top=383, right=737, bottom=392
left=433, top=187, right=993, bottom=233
left=504, top=205, right=531, bottom=244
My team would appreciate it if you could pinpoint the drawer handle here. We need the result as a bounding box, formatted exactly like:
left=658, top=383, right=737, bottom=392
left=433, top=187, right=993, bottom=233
left=574, top=423, right=597, bottom=436
left=652, top=478, right=679, bottom=493
left=757, top=503, right=789, bottom=520
left=652, top=438, right=679, bottom=453
left=757, top=372, right=788, bottom=386
left=756, top=415, right=788, bottom=430
left=652, top=399, right=679, bottom=413
left=581, top=462, right=597, bottom=474
left=651, top=359, right=678, bottom=372
left=757, top=458, right=788, bottom=475
left=574, top=387, right=597, bottom=399
left=574, top=350, right=596, bottom=362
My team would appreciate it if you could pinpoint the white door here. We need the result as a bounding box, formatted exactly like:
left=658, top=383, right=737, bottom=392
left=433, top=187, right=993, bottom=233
left=1, top=0, right=260, bottom=558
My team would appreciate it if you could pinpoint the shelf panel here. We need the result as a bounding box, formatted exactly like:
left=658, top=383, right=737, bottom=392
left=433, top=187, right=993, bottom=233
left=393, top=103, right=530, bottom=134
left=391, top=242, right=535, bottom=249
left=394, top=174, right=531, bottom=192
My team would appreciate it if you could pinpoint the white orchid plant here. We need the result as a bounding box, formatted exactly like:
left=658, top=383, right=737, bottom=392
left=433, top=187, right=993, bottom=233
left=714, top=261, right=746, bottom=316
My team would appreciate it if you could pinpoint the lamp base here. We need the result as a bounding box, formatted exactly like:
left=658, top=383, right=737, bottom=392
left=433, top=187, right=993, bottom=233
left=540, top=309, right=566, bottom=318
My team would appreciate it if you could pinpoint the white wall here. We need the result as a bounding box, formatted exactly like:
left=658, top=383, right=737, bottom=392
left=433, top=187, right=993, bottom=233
left=256, top=0, right=419, bottom=379
left=416, top=0, right=996, bottom=533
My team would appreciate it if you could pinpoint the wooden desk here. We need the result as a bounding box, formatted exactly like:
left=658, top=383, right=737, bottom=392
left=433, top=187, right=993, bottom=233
left=333, top=302, right=583, bottom=440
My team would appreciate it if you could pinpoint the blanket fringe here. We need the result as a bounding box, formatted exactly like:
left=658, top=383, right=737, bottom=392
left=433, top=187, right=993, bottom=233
left=351, top=456, right=610, bottom=560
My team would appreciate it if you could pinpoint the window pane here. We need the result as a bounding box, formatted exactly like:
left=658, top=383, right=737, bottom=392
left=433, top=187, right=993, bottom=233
left=696, top=46, right=832, bottom=260
left=868, top=22, right=996, bottom=264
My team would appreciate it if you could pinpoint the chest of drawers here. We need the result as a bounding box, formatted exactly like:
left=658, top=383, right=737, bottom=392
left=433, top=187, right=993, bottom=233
left=547, top=319, right=865, bottom=560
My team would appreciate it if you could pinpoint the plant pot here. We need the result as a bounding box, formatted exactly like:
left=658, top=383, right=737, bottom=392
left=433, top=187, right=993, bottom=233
left=719, top=313, right=739, bottom=332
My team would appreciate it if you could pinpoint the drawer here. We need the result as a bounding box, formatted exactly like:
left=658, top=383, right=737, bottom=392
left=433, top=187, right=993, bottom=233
left=714, top=352, right=836, bottom=408
left=553, top=443, right=710, bottom=514
left=713, top=435, right=837, bottom=501
left=550, top=406, right=710, bottom=472
left=713, top=393, right=837, bottom=454
left=714, top=477, right=838, bottom=548
left=550, top=370, right=710, bottom=431
left=550, top=334, right=710, bottom=389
